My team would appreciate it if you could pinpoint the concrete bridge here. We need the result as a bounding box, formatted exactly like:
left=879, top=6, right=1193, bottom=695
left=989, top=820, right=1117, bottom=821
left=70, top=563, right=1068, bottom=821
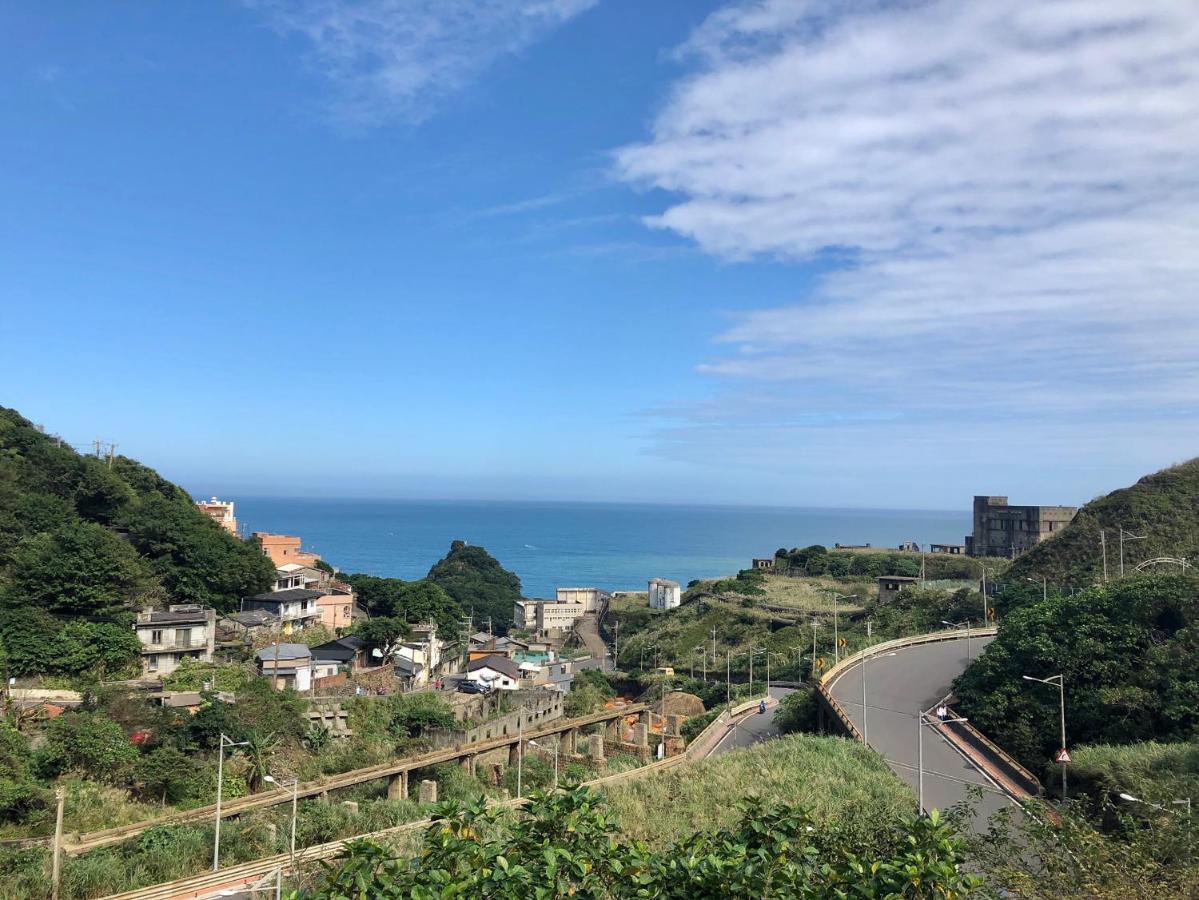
left=66, top=701, right=655, bottom=856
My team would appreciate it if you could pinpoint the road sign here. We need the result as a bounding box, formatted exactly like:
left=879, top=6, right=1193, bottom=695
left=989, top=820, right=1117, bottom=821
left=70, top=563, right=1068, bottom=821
left=837, top=638, right=847, bottom=648
left=1055, top=748, right=1072, bottom=764
left=815, top=657, right=826, bottom=670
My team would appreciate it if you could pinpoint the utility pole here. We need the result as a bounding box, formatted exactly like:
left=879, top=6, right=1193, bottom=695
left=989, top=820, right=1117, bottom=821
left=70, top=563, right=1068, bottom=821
left=1100, top=530, right=1109, bottom=583
left=613, top=621, right=620, bottom=669
left=725, top=649, right=731, bottom=709
left=1119, top=529, right=1146, bottom=577
left=107, top=443, right=117, bottom=468
left=711, top=626, right=717, bottom=667
left=811, top=619, right=818, bottom=680
left=51, top=787, right=65, bottom=900
left=93, top=438, right=103, bottom=458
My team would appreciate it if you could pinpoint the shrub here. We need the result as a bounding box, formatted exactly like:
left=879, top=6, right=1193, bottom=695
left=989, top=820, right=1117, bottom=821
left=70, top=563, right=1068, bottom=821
left=34, top=711, right=137, bottom=784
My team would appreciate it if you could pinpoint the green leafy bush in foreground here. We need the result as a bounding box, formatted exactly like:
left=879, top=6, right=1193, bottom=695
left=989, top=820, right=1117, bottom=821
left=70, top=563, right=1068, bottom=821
left=296, top=786, right=979, bottom=899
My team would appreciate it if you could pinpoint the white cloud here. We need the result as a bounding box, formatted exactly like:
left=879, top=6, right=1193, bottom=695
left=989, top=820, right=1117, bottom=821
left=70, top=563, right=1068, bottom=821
left=617, top=0, right=1199, bottom=496
left=250, top=0, right=597, bottom=123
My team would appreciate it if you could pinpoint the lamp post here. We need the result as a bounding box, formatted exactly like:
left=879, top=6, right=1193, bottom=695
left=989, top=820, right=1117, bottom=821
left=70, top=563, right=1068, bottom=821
left=941, top=620, right=972, bottom=659
left=917, top=709, right=968, bottom=814
left=1025, top=576, right=1047, bottom=603
left=528, top=740, right=559, bottom=790
left=1118, top=792, right=1192, bottom=864
left=861, top=652, right=896, bottom=745
left=725, top=648, right=731, bottom=709
left=752, top=646, right=769, bottom=695
left=214, top=733, right=249, bottom=871
left=811, top=619, right=820, bottom=679
left=1023, top=674, right=1068, bottom=800
left=263, top=775, right=298, bottom=872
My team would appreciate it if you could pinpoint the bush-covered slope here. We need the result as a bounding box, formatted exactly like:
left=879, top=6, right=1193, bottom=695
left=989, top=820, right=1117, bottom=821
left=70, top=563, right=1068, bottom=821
left=1004, top=458, right=1199, bottom=587
left=426, top=539, right=522, bottom=632
left=0, top=406, right=276, bottom=676
left=954, top=575, right=1199, bottom=770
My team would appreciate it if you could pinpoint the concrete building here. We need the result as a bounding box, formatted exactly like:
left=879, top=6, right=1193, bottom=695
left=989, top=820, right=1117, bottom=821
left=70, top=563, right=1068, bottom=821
left=966, top=496, right=1077, bottom=557
left=878, top=576, right=920, bottom=604
left=648, top=578, right=681, bottom=610
left=252, top=533, right=322, bottom=568
left=536, top=600, right=586, bottom=634
left=241, top=588, right=323, bottom=632
left=465, top=654, right=522, bottom=690
left=930, top=543, right=966, bottom=555
left=134, top=605, right=216, bottom=675
left=555, top=587, right=609, bottom=613
left=751, top=558, right=775, bottom=570
left=195, top=497, right=237, bottom=535
left=513, top=599, right=545, bottom=630
left=255, top=643, right=312, bottom=691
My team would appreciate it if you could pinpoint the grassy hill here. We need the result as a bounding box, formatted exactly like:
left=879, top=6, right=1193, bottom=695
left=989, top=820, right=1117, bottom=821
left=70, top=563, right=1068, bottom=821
left=1004, top=458, right=1199, bottom=588
left=0, top=406, right=277, bottom=677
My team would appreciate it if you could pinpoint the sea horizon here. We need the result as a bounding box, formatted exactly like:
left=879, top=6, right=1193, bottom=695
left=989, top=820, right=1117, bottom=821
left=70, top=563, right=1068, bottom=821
left=223, top=495, right=971, bottom=600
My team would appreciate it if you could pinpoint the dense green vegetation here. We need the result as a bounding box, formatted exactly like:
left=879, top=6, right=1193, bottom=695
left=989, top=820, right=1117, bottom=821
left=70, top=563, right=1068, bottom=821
left=339, top=574, right=462, bottom=633
left=0, top=406, right=276, bottom=677
left=954, top=575, right=1199, bottom=773
left=426, top=539, right=523, bottom=633
left=298, top=783, right=977, bottom=898
left=1004, top=457, right=1199, bottom=588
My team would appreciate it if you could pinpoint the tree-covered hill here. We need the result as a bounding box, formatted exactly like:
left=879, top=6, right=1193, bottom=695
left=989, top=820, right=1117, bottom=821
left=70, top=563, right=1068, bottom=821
left=954, top=574, right=1199, bottom=772
left=1003, top=458, right=1199, bottom=589
left=0, top=406, right=276, bottom=676
left=427, top=540, right=522, bottom=633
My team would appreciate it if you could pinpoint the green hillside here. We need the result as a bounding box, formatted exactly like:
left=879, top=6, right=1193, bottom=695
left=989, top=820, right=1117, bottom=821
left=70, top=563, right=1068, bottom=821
left=0, top=406, right=277, bottom=677
left=427, top=539, right=522, bottom=632
left=1004, top=458, right=1199, bottom=588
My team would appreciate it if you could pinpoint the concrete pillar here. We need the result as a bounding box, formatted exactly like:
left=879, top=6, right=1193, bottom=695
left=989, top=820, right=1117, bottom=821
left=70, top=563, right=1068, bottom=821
left=342, top=801, right=359, bottom=815
left=667, top=714, right=681, bottom=737
left=586, top=733, right=605, bottom=761
left=387, top=771, right=408, bottom=801
left=632, top=723, right=648, bottom=747
left=418, top=780, right=438, bottom=804
left=638, top=710, right=651, bottom=729
left=264, top=823, right=277, bottom=844
left=460, top=754, right=476, bottom=777
left=566, top=728, right=578, bottom=755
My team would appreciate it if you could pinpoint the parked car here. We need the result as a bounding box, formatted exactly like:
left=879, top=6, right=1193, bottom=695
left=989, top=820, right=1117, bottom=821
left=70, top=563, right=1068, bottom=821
left=457, top=678, right=490, bottom=694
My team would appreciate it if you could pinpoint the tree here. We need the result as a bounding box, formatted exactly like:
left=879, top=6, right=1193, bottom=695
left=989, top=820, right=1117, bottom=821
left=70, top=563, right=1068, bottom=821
left=386, top=693, right=456, bottom=739
left=7, top=520, right=151, bottom=616
left=34, top=711, right=138, bottom=784
left=133, top=746, right=201, bottom=805
left=427, top=541, right=522, bottom=633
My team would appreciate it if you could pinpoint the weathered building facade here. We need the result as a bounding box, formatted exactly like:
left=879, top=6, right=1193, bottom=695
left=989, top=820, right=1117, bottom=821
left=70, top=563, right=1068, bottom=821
left=966, top=495, right=1077, bottom=557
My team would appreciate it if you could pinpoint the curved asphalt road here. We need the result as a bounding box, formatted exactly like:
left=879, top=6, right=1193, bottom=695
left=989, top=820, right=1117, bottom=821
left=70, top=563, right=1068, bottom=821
left=711, top=687, right=793, bottom=755
left=826, top=635, right=1017, bottom=830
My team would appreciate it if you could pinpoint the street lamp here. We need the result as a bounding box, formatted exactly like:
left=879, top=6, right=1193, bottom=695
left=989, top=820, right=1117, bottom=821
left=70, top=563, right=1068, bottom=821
left=214, top=733, right=249, bottom=871
left=1023, top=673, right=1068, bottom=800
left=1025, top=576, right=1047, bottom=603
left=917, top=709, right=968, bottom=814
left=752, top=646, right=769, bottom=694
left=263, top=774, right=298, bottom=871
left=1118, top=792, right=1191, bottom=864
left=861, top=652, right=897, bottom=745
left=941, top=620, right=972, bottom=659
left=528, top=739, right=560, bottom=790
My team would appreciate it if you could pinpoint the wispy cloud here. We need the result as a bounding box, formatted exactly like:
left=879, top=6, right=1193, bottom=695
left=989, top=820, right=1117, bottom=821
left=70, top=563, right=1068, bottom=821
left=616, top=0, right=1199, bottom=494
left=250, top=0, right=598, bottom=124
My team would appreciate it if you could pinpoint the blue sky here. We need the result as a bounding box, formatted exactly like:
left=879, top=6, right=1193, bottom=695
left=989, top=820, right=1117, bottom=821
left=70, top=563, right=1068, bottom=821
left=3, top=1, right=1198, bottom=510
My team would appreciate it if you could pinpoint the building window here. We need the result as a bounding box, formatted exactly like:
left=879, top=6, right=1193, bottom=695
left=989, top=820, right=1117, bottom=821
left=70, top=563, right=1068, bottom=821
left=148, top=654, right=159, bottom=672
left=151, top=629, right=163, bottom=645
left=177, top=628, right=192, bottom=648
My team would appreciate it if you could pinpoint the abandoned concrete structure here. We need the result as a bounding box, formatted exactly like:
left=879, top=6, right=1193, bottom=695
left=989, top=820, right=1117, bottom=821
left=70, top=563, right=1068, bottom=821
left=966, top=495, right=1077, bottom=557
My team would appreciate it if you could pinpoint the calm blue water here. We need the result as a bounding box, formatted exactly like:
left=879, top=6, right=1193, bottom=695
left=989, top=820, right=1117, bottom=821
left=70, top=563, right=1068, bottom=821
left=230, top=498, right=969, bottom=599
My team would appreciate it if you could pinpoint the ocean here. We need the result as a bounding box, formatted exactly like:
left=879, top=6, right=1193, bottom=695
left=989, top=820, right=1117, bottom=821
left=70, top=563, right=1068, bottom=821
left=230, top=497, right=970, bottom=599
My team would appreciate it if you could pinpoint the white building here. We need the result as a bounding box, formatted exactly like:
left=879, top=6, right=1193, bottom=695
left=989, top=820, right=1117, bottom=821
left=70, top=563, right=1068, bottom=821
left=134, top=605, right=217, bottom=676
left=255, top=643, right=313, bottom=691
left=648, top=578, right=681, bottom=610
left=465, top=654, right=522, bottom=690
left=395, top=623, right=446, bottom=687
left=537, top=600, right=586, bottom=634
left=195, top=497, right=237, bottom=534
left=554, top=587, right=610, bottom=613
